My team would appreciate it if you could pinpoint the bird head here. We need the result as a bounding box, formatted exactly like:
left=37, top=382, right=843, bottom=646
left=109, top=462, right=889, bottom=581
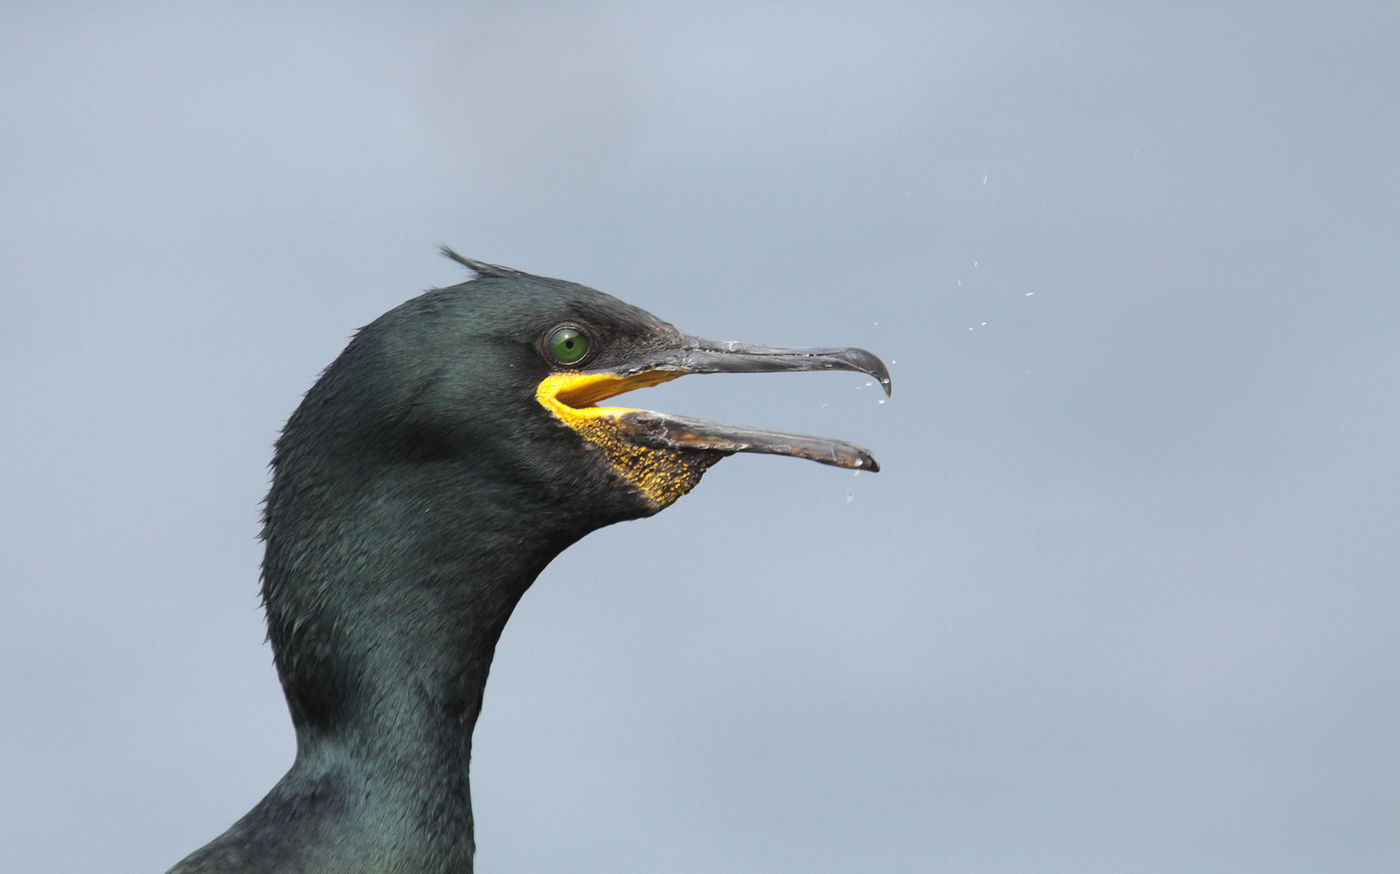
left=273, top=250, right=888, bottom=534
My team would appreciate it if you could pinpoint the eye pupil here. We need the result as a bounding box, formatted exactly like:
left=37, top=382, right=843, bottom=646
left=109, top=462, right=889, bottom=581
left=549, top=327, right=588, bottom=364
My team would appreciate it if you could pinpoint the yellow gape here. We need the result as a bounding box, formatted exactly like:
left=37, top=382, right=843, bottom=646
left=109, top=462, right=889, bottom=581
left=536, top=370, right=714, bottom=509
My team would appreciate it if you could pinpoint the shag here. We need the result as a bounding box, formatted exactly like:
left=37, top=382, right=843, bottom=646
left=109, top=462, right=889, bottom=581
left=167, top=249, right=889, bottom=873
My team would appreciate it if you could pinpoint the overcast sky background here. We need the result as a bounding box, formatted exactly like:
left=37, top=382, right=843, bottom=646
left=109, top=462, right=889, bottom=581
left=3, top=3, right=1397, bottom=872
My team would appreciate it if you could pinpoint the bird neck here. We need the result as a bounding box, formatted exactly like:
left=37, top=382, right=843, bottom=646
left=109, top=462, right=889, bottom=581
left=252, top=465, right=591, bottom=873
left=277, top=621, right=503, bottom=874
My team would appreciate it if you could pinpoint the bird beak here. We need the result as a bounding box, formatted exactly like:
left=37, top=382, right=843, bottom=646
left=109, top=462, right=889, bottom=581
left=537, top=336, right=889, bottom=472
left=662, top=337, right=892, bottom=392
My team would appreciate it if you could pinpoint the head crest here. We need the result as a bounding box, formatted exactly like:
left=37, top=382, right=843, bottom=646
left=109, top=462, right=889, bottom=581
left=439, top=245, right=528, bottom=280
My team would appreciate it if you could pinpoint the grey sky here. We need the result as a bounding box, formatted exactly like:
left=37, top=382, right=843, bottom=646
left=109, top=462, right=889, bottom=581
left=3, top=3, right=1397, bottom=872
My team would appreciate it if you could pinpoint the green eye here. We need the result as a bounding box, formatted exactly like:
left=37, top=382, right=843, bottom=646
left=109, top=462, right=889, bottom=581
left=549, top=326, right=589, bottom=364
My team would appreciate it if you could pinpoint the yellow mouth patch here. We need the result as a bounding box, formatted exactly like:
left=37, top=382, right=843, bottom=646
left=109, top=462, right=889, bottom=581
left=536, top=370, right=682, bottom=421
left=536, top=369, right=710, bottom=509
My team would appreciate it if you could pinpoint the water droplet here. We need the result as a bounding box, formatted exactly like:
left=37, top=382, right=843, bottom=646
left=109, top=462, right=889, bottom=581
left=890, top=359, right=897, bottom=365
left=1025, top=291, right=1035, bottom=297
left=877, top=398, right=886, bottom=405
left=981, top=321, right=987, bottom=326
left=973, top=260, right=979, bottom=268
left=852, top=470, right=861, bottom=478
left=872, top=321, right=880, bottom=327
left=844, top=489, right=855, bottom=503
left=820, top=401, right=829, bottom=408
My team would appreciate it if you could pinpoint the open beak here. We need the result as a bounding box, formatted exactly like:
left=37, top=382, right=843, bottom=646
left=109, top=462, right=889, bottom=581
left=538, top=336, right=890, bottom=472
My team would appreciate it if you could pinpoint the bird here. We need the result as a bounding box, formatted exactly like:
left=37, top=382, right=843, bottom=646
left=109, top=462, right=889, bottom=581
left=166, top=248, right=890, bottom=873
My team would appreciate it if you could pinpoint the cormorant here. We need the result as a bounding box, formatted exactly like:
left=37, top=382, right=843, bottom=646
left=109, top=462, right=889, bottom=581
left=166, top=249, right=889, bottom=873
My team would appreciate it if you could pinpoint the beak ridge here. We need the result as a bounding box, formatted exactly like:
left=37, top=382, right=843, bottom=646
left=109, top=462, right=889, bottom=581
left=668, top=337, right=892, bottom=396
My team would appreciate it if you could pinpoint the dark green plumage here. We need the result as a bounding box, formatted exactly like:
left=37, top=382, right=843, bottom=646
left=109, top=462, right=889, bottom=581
left=167, top=254, right=887, bottom=873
